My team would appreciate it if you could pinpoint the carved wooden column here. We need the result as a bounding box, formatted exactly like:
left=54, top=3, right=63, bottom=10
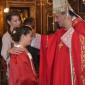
left=36, top=0, right=53, bottom=34
left=42, top=0, right=53, bottom=34
left=36, top=0, right=42, bottom=33
left=0, top=0, right=4, bottom=36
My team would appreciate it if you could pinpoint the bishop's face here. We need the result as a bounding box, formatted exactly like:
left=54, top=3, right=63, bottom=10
left=54, top=12, right=72, bottom=30
left=55, top=13, right=66, bottom=27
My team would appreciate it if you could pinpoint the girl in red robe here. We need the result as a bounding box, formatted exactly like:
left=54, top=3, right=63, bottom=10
left=9, top=26, right=38, bottom=85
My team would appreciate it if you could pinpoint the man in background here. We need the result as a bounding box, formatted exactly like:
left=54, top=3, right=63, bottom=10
left=23, top=17, right=41, bottom=49
left=23, top=17, right=40, bottom=73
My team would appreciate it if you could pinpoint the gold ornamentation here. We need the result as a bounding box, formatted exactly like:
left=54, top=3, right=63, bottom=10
left=81, top=75, right=85, bottom=84
left=79, top=35, right=85, bottom=84
left=58, top=42, right=63, bottom=49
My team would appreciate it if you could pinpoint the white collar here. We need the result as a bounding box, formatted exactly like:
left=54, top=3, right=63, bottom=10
left=14, top=44, right=32, bottom=60
left=14, top=44, right=24, bottom=48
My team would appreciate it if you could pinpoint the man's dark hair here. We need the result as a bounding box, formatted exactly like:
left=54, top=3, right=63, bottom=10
left=11, top=26, right=32, bottom=43
left=23, top=17, right=34, bottom=26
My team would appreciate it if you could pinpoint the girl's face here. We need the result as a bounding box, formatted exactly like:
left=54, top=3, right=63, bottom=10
left=20, top=31, right=33, bottom=47
left=8, top=15, right=21, bottom=29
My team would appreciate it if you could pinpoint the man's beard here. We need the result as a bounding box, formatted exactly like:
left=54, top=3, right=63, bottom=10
left=54, top=22, right=63, bottom=30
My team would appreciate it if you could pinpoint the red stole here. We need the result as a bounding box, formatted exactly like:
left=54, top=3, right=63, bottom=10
left=39, top=28, right=71, bottom=85
left=72, top=18, right=85, bottom=85
left=9, top=52, right=38, bottom=85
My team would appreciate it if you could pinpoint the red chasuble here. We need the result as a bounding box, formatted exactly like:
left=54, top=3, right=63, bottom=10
left=9, top=52, right=38, bottom=85
left=72, top=18, right=85, bottom=85
left=39, top=29, right=71, bottom=85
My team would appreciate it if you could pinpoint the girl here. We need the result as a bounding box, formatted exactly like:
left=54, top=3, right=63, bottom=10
left=9, top=26, right=38, bottom=85
left=1, top=11, right=21, bottom=64
left=1, top=11, right=21, bottom=81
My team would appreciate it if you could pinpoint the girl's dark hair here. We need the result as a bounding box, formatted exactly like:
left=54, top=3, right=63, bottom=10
left=6, top=11, right=21, bottom=21
left=6, top=11, right=21, bottom=34
left=11, top=26, right=32, bottom=43
left=23, top=17, right=35, bottom=29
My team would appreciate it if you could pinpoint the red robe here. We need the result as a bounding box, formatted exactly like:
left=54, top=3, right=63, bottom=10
left=9, top=52, right=38, bottom=85
left=72, top=18, right=85, bottom=85
left=39, top=29, right=71, bottom=85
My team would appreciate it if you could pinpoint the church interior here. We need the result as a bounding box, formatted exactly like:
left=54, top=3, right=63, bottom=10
left=0, top=0, right=85, bottom=36
left=0, top=0, right=85, bottom=85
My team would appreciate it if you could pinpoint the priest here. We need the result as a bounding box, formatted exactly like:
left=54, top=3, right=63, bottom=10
left=53, top=0, right=85, bottom=85
left=39, top=0, right=85, bottom=85
left=39, top=0, right=72, bottom=85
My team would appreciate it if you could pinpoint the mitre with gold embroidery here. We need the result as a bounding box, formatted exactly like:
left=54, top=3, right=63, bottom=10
left=53, top=0, right=73, bottom=14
